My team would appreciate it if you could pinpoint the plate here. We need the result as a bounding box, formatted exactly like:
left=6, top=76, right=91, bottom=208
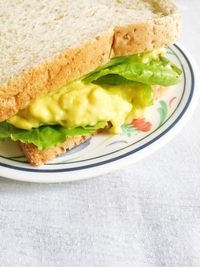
left=0, top=44, right=199, bottom=183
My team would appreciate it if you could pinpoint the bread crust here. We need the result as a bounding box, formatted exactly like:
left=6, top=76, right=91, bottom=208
left=19, top=135, right=91, bottom=166
left=0, top=12, right=181, bottom=121
left=112, top=14, right=181, bottom=56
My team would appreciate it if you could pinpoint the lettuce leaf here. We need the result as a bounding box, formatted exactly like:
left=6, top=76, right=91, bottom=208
left=84, top=54, right=182, bottom=86
left=0, top=121, right=107, bottom=150
left=92, top=74, right=138, bottom=85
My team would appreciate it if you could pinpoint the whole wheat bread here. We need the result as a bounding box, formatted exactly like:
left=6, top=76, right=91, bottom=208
left=19, top=135, right=92, bottom=166
left=0, top=0, right=181, bottom=165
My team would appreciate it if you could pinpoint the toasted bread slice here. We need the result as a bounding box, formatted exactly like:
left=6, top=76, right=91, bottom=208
left=0, top=0, right=181, bottom=121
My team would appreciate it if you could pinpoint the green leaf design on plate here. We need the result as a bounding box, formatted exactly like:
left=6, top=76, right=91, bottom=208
left=158, top=101, right=168, bottom=126
left=121, top=124, right=138, bottom=138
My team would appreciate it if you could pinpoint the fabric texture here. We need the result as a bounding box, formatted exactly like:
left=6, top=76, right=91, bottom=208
left=0, top=1, right=200, bottom=266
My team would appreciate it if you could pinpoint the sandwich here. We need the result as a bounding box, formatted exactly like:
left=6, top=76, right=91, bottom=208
left=0, top=0, right=181, bottom=166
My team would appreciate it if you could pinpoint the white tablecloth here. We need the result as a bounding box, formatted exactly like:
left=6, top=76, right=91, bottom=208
left=0, top=1, right=200, bottom=266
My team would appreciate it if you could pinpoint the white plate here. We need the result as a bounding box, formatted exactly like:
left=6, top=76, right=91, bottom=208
left=0, top=44, right=199, bottom=183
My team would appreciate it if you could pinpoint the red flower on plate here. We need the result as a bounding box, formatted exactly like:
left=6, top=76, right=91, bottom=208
left=131, top=118, right=152, bottom=132
left=169, top=97, right=177, bottom=108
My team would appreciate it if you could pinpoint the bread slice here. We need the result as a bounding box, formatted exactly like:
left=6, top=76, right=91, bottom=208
left=0, top=0, right=180, bottom=121
left=19, top=135, right=92, bottom=166
left=0, top=0, right=181, bottom=166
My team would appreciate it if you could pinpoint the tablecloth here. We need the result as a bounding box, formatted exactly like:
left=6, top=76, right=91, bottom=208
left=0, top=1, right=200, bottom=266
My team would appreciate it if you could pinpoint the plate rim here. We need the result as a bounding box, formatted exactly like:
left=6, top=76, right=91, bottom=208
left=0, top=43, right=199, bottom=183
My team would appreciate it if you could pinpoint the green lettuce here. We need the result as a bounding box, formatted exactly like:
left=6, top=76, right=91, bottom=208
left=92, top=74, right=137, bottom=85
left=84, top=54, right=182, bottom=86
left=0, top=121, right=107, bottom=150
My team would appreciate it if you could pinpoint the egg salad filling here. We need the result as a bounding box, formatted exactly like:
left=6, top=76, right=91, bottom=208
left=7, top=81, right=152, bottom=133
left=0, top=51, right=181, bottom=150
